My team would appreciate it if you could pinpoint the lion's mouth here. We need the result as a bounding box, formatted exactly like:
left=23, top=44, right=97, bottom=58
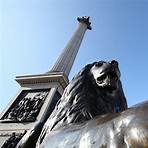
left=96, top=71, right=118, bottom=90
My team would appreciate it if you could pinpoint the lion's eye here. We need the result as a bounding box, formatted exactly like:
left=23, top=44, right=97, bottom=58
left=109, top=72, right=118, bottom=80
left=95, top=62, right=103, bottom=67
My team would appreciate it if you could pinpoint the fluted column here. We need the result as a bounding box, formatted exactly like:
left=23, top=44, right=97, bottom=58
left=51, top=16, right=91, bottom=76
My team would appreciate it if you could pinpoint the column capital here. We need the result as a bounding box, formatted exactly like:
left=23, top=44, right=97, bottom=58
left=77, top=16, right=92, bottom=30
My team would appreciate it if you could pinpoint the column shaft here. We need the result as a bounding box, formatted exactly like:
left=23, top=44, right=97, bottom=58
left=51, top=17, right=91, bottom=76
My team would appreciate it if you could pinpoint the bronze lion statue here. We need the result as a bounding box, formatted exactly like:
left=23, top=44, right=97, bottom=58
left=36, top=60, right=128, bottom=145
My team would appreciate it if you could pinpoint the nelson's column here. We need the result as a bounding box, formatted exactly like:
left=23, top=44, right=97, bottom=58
left=0, top=16, right=91, bottom=147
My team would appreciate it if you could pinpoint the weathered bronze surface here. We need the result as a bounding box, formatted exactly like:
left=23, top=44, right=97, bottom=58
left=40, top=101, right=148, bottom=148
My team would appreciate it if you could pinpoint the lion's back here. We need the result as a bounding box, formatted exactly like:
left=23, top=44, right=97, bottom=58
left=40, top=101, right=148, bottom=148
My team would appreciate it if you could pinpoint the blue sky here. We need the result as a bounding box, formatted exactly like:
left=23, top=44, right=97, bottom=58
left=0, top=0, right=148, bottom=112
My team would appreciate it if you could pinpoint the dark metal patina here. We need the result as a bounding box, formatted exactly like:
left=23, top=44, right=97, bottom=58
left=40, top=101, right=148, bottom=148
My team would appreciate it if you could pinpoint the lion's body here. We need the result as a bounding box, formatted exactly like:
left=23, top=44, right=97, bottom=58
left=40, top=101, right=148, bottom=148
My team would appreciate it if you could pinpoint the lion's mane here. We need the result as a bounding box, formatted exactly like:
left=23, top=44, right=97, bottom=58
left=44, top=62, right=127, bottom=131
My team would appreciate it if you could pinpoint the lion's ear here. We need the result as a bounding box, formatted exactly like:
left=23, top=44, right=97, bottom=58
left=79, top=63, right=96, bottom=76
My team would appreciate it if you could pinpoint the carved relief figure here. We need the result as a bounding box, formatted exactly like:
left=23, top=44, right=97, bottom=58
left=1, top=131, right=26, bottom=148
left=3, top=91, right=49, bottom=122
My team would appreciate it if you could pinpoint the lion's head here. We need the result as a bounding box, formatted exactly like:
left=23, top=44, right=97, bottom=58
left=38, top=60, right=128, bottom=144
left=91, top=60, right=120, bottom=90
